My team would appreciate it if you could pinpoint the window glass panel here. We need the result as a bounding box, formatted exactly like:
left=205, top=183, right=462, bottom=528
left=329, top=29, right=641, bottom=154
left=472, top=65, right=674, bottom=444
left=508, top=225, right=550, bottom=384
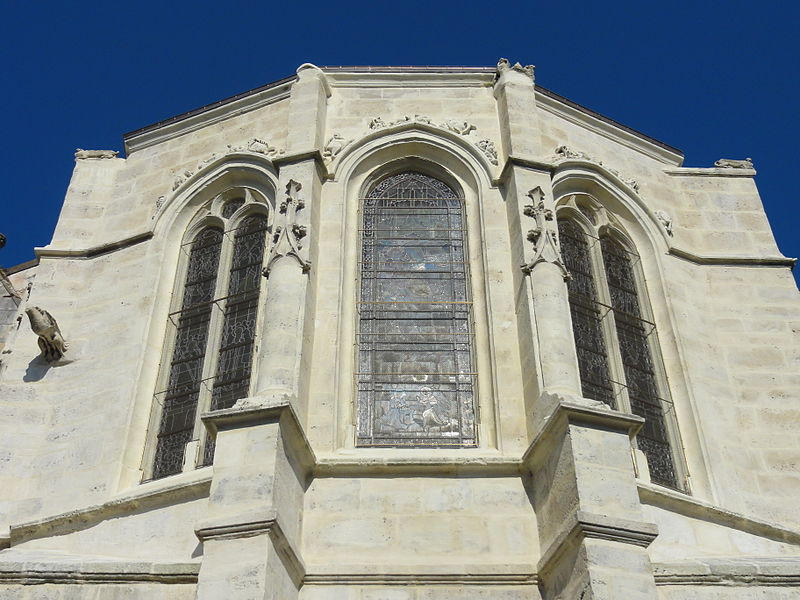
left=601, top=235, right=679, bottom=489
left=559, top=219, right=615, bottom=406
left=203, top=214, right=269, bottom=465
left=221, top=198, right=245, bottom=219
left=153, top=226, right=223, bottom=480
left=357, top=172, right=476, bottom=447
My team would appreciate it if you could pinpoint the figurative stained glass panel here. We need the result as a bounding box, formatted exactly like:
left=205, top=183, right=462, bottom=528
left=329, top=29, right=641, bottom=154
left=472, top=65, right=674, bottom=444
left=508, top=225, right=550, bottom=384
left=357, top=172, right=477, bottom=447
left=202, top=214, right=268, bottom=465
left=559, top=220, right=615, bottom=406
left=601, top=235, right=679, bottom=489
left=153, top=227, right=223, bottom=480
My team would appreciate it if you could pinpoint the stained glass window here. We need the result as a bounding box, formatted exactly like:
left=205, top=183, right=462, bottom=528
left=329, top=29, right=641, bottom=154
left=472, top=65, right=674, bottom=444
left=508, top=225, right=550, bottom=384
left=150, top=199, right=269, bottom=480
left=357, top=172, right=477, bottom=447
left=558, top=220, right=614, bottom=406
left=601, top=236, right=678, bottom=488
left=153, top=227, right=223, bottom=480
left=559, top=213, right=681, bottom=489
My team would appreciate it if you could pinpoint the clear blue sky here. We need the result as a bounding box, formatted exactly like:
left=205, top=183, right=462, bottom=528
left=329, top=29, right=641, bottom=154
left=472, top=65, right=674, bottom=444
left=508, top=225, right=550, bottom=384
left=1, top=1, right=797, bottom=286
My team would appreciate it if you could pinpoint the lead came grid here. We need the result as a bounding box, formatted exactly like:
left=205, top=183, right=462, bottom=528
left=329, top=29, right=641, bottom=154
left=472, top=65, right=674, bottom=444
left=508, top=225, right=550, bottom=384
left=357, top=172, right=477, bottom=447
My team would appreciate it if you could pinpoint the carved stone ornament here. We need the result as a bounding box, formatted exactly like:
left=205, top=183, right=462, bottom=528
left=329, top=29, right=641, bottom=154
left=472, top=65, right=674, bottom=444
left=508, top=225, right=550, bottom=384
left=323, top=133, right=351, bottom=160
left=442, top=119, right=477, bottom=136
left=520, top=187, right=569, bottom=279
left=654, top=209, right=674, bottom=236
left=25, top=306, right=69, bottom=362
left=75, top=148, right=118, bottom=160
left=263, top=180, right=311, bottom=277
left=714, top=157, right=754, bottom=169
left=553, top=146, right=640, bottom=193
left=496, top=57, right=535, bottom=81
left=476, top=139, right=499, bottom=165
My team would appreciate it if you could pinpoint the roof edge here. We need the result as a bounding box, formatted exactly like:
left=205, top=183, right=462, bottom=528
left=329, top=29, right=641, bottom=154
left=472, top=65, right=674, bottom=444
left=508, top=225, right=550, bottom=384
left=122, top=66, right=682, bottom=164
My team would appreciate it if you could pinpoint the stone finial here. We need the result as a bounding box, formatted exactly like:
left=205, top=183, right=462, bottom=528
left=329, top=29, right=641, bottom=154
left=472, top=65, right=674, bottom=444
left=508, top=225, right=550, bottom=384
left=714, top=157, right=754, bottom=169
left=495, top=58, right=535, bottom=82
left=75, top=148, right=119, bottom=160
left=25, top=306, right=69, bottom=362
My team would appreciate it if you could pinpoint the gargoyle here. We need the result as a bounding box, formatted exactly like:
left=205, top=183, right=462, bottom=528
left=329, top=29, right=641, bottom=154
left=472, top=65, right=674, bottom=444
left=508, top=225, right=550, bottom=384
left=26, top=306, right=69, bottom=362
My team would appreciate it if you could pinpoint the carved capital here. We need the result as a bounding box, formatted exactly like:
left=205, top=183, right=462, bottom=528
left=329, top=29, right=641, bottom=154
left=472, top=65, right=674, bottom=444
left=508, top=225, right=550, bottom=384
left=520, top=187, right=569, bottom=279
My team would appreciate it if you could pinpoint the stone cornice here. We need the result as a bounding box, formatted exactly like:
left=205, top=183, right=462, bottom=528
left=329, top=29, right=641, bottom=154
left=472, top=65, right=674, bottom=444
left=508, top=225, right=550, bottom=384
left=195, top=509, right=304, bottom=588
left=123, top=78, right=294, bottom=155
left=34, top=232, right=153, bottom=260
left=664, top=166, right=757, bottom=177
left=538, top=510, right=659, bottom=577
left=523, top=398, right=645, bottom=469
left=0, top=560, right=199, bottom=585
left=303, top=570, right=538, bottom=586
left=668, top=247, right=796, bottom=268
left=653, top=559, right=800, bottom=586
left=639, top=482, right=800, bottom=546
left=536, top=88, right=684, bottom=166
left=314, top=454, right=520, bottom=477
left=8, top=470, right=212, bottom=546
left=201, top=399, right=316, bottom=480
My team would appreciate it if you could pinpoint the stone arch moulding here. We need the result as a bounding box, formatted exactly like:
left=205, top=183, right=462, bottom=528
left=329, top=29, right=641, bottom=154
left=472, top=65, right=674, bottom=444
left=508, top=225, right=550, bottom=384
left=329, top=123, right=499, bottom=186
left=151, top=153, right=280, bottom=234
left=552, top=163, right=673, bottom=251
left=330, top=130, right=502, bottom=452
left=115, top=158, right=278, bottom=490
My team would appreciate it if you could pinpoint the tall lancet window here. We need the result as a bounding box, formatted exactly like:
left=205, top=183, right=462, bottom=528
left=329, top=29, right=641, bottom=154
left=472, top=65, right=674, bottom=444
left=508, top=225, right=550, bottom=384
left=357, top=172, right=477, bottom=447
left=558, top=210, right=682, bottom=489
left=149, top=194, right=269, bottom=480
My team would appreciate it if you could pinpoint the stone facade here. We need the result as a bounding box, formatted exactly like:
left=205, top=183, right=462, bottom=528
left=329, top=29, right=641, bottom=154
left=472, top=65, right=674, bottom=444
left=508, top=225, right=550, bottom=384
left=0, top=61, right=798, bottom=599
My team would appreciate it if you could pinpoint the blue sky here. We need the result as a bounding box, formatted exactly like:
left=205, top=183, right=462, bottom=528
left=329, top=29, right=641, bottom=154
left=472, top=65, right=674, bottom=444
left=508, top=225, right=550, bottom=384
left=1, top=1, right=797, bottom=285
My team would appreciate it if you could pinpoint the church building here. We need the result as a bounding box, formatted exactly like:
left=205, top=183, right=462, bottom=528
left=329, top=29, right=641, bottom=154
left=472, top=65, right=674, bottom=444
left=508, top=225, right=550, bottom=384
left=1, top=60, right=798, bottom=599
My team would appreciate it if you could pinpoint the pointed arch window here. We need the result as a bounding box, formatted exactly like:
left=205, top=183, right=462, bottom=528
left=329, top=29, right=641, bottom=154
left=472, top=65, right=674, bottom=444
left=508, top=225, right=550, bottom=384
left=356, top=172, right=477, bottom=447
left=558, top=208, right=684, bottom=490
left=148, top=194, right=269, bottom=480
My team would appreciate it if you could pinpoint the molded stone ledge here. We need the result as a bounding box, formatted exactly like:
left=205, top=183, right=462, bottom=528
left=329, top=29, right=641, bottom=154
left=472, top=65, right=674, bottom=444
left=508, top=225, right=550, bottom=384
left=523, top=398, right=645, bottom=469
left=663, top=166, right=757, bottom=177
left=0, top=550, right=199, bottom=584
left=8, top=469, right=211, bottom=546
left=34, top=231, right=153, bottom=260
left=314, top=452, right=520, bottom=477
left=653, top=557, right=800, bottom=586
left=537, top=510, right=659, bottom=577
left=638, top=482, right=800, bottom=546
left=667, top=247, right=796, bottom=268
left=195, top=508, right=305, bottom=588
left=201, top=398, right=315, bottom=481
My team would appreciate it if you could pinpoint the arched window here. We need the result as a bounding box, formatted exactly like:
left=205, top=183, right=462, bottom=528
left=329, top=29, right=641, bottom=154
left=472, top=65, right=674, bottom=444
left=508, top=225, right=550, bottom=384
left=149, top=194, right=269, bottom=480
left=356, top=172, right=477, bottom=447
left=558, top=207, right=683, bottom=489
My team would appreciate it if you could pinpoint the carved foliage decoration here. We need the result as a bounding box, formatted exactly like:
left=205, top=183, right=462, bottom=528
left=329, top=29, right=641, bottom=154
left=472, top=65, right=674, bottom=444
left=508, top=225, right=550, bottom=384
left=25, top=306, right=69, bottom=362
left=554, top=146, right=641, bottom=193
left=263, top=180, right=311, bottom=277
left=364, top=114, right=497, bottom=165
left=520, top=187, right=569, bottom=279
left=171, top=138, right=285, bottom=192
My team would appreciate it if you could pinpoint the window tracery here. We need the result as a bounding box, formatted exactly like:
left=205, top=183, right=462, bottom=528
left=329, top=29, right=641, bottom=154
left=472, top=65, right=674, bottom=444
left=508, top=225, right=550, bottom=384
left=558, top=207, right=682, bottom=489
left=356, top=172, right=477, bottom=447
left=149, top=193, right=270, bottom=480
